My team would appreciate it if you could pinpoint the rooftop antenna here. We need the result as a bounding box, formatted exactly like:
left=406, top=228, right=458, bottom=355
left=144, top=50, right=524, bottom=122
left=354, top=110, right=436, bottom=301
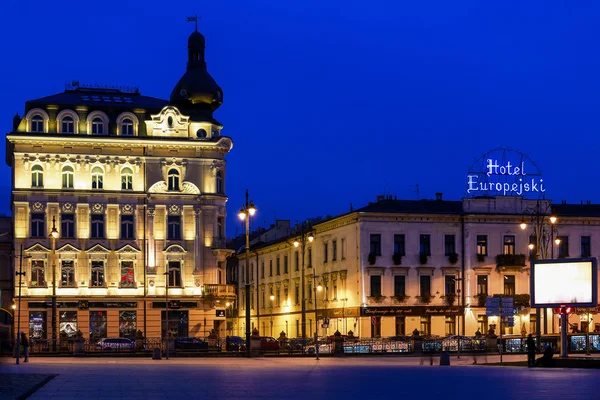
left=186, top=15, right=200, bottom=31
left=413, top=184, right=420, bottom=200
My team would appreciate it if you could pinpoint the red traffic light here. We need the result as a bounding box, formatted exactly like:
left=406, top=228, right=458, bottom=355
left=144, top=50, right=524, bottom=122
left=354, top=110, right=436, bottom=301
left=554, top=306, right=573, bottom=315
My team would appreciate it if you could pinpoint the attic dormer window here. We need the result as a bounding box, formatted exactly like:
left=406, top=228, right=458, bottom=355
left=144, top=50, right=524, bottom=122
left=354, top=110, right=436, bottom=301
left=31, top=115, right=44, bottom=133
left=92, top=118, right=104, bottom=135
left=61, top=116, right=74, bottom=134
left=121, top=119, right=133, bottom=136
left=168, top=169, right=180, bottom=191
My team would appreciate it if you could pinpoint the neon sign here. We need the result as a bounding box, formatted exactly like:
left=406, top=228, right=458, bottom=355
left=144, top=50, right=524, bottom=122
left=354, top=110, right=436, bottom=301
left=467, top=159, right=545, bottom=196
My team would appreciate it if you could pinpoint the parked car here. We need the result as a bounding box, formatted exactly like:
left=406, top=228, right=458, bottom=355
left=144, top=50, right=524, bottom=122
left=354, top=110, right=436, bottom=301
left=259, top=336, right=280, bottom=351
left=226, top=336, right=246, bottom=351
left=96, top=338, right=134, bottom=351
left=283, top=338, right=313, bottom=351
left=174, top=337, right=209, bottom=351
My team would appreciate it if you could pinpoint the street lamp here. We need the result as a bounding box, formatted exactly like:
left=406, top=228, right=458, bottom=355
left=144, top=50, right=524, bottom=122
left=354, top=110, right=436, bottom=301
left=238, top=189, right=256, bottom=357
left=293, top=223, right=314, bottom=338
left=269, top=294, right=275, bottom=337
left=225, top=302, right=232, bottom=336
left=314, top=277, right=323, bottom=360
left=15, top=244, right=32, bottom=365
left=164, top=263, right=169, bottom=360
left=50, top=217, right=59, bottom=352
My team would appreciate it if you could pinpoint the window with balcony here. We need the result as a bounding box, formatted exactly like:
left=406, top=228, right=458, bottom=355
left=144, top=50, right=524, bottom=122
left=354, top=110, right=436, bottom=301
left=419, top=275, right=431, bottom=296
left=394, top=275, right=406, bottom=296
left=420, top=234, right=431, bottom=256
left=370, top=275, right=382, bottom=297
left=476, top=235, right=488, bottom=255
left=394, top=234, right=405, bottom=256
left=370, top=234, right=381, bottom=256
left=581, top=236, right=591, bottom=257
left=444, top=235, right=456, bottom=256
left=503, top=235, right=515, bottom=255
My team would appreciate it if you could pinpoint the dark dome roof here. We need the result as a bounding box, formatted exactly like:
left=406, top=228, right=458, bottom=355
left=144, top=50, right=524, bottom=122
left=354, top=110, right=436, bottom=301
left=170, top=30, right=223, bottom=115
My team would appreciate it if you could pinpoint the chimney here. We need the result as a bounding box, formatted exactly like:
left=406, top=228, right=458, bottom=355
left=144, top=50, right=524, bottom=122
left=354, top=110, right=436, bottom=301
left=435, top=192, right=443, bottom=201
left=12, top=113, right=20, bottom=131
left=376, top=195, right=385, bottom=202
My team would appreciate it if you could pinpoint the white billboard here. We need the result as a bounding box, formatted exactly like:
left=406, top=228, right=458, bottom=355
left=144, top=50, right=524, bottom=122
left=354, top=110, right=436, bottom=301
left=530, top=258, right=598, bottom=308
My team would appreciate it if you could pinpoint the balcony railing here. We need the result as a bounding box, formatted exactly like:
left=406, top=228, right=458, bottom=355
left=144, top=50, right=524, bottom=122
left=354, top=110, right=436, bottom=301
left=211, top=238, right=228, bottom=249
left=202, top=284, right=236, bottom=297
left=496, top=254, right=526, bottom=268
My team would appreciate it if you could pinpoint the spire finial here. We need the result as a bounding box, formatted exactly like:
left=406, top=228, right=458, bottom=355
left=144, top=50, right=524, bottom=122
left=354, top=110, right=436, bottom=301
left=186, top=15, right=201, bottom=31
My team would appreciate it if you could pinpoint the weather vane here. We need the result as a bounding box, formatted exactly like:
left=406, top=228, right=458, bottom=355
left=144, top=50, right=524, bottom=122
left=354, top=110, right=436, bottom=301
left=186, top=15, right=201, bottom=31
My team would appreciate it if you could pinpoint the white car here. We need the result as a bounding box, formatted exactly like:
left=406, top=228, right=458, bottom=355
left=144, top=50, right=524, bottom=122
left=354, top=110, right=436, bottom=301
left=96, top=337, right=134, bottom=351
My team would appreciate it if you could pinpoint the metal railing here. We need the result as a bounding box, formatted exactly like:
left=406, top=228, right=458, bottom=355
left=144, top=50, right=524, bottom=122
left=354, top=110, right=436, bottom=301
left=202, top=284, right=236, bottom=297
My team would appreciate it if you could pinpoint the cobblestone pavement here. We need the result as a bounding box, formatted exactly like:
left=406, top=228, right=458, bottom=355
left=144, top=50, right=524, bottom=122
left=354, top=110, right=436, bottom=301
left=1, top=355, right=599, bottom=400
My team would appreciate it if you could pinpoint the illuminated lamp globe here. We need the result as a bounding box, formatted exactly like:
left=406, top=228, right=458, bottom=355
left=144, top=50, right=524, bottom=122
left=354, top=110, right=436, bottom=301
left=520, top=222, right=527, bottom=230
left=248, top=202, right=257, bottom=216
left=550, top=216, right=557, bottom=224
left=317, top=283, right=323, bottom=291
left=308, top=233, right=314, bottom=243
left=293, top=240, right=300, bottom=248
left=238, top=209, right=246, bottom=221
left=555, top=238, right=561, bottom=245
left=528, top=243, right=534, bottom=250
left=270, top=295, right=275, bottom=301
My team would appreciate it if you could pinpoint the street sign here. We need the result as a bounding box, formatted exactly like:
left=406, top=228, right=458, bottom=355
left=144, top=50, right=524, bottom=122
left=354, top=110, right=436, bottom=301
left=486, top=297, right=500, bottom=307
left=486, top=310, right=499, bottom=317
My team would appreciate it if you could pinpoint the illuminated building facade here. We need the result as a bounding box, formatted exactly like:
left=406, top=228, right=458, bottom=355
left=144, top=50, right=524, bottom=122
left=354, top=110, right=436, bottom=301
left=6, top=29, right=235, bottom=342
left=237, top=194, right=600, bottom=340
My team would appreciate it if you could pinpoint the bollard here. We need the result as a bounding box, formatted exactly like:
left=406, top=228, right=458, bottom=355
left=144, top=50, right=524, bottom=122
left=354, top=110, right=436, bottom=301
left=440, top=351, right=451, bottom=366
left=152, top=347, right=161, bottom=360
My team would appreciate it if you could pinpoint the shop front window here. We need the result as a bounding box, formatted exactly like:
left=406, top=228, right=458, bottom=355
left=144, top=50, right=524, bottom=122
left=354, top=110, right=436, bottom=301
left=89, top=311, right=107, bottom=342
left=60, top=311, right=78, bottom=339
left=120, top=261, right=135, bottom=287
left=119, top=311, right=137, bottom=339
left=161, top=310, right=189, bottom=338
left=29, top=311, right=47, bottom=339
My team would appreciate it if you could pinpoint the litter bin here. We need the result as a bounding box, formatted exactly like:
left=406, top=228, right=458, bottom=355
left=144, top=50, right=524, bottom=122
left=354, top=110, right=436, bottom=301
left=152, top=347, right=161, bottom=360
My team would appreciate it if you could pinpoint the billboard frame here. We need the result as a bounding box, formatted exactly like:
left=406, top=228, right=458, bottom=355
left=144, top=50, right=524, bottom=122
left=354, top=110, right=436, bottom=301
left=530, top=257, right=598, bottom=308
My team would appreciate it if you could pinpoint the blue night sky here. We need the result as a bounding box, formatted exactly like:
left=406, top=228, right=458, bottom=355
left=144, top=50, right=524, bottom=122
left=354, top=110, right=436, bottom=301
left=1, top=1, right=599, bottom=237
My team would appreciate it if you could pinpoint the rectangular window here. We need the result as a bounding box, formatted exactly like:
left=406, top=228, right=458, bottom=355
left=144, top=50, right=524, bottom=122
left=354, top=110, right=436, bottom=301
left=261, top=291, right=265, bottom=309
left=504, top=275, right=515, bottom=295
left=341, top=238, right=346, bottom=259
left=167, top=261, right=181, bottom=287
left=419, top=275, right=431, bottom=296
left=284, top=288, right=289, bottom=305
left=217, top=217, right=224, bottom=238
left=261, top=262, right=265, bottom=279
left=167, top=215, right=181, bottom=240
left=333, top=284, right=338, bottom=300
left=29, top=311, right=47, bottom=339
left=444, top=235, right=456, bottom=256
left=394, top=275, right=406, bottom=296
left=394, top=234, right=406, bottom=256
left=90, top=260, right=105, bottom=287
left=120, top=215, right=134, bottom=239
left=476, top=235, right=488, bottom=256
left=323, top=242, right=328, bottom=263
left=119, top=311, right=137, bottom=339
left=90, top=214, right=105, bottom=239
left=445, top=275, right=456, bottom=296
left=30, top=260, right=46, bottom=287
left=30, top=213, right=45, bottom=238
left=295, top=252, right=299, bottom=271
left=370, top=234, right=382, bottom=256
left=269, top=260, right=273, bottom=277
left=276, top=257, right=280, bottom=275
left=295, top=284, right=300, bottom=305
left=557, top=236, right=569, bottom=258
left=61, top=213, right=75, bottom=239
left=530, top=314, right=537, bottom=334
left=332, top=240, right=337, bottom=261
left=477, top=315, right=488, bottom=335
left=283, top=255, right=288, bottom=274
left=308, top=248, right=312, bottom=268
left=445, top=316, right=456, bottom=336
left=120, top=261, right=135, bottom=287
left=395, top=316, right=405, bottom=336
left=60, top=260, right=75, bottom=287
left=420, top=316, right=431, bottom=336
left=59, top=311, right=77, bottom=339
left=419, top=234, right=431, bottom=256
left=161, top=310, right=189, bottom=338
left=503, top=235, right=515, bottom=255
left=581, top=236, right=591, bottom=257
left=89, top=310, right=107, bottom=342
left=370, top=275, right=382, bottom=297
left=371, top=316, right=381, bottom=338
left=276, top=289, right=281, bottom=306
left=477, top=275, right=488, bottom=295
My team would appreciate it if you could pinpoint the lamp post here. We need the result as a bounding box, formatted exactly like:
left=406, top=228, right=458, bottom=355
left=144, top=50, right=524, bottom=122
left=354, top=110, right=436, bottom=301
left=15, top=244, right=32, bottom=365
left=293, top=223, right=314, bottom=339
left=225, top=302, right=231, bottom=336
left=49, top=217, right=59, bottom=352
left=269, top=294, right=275, bottom=337
left=520, top=202, right=557, bottom=352
left=453, top=277, right=463, bottom=359
left=164, top=263, right=169, bottom=360
left=238, top=189, right=256, bottom=357
left=314, top=276, right=323, bottom=360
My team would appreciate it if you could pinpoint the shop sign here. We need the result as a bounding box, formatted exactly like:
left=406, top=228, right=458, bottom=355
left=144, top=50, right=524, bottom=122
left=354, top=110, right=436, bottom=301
left=360, top=306, right=462, bottom=317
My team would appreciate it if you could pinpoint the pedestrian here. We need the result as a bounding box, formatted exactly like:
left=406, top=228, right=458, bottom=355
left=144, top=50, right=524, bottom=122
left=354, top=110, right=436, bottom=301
left=20, top=332, right=29, bottom=363
left=526, top=333, right=535, bottom=367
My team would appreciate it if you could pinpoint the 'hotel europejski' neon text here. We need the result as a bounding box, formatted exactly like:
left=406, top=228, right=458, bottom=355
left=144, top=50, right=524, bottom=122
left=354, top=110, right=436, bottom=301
left=467, top=159, right=545, bottom=196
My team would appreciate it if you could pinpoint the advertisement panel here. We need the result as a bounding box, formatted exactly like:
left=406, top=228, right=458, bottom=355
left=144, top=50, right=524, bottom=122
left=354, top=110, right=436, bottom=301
left=530, top=258, right=598, bottom=308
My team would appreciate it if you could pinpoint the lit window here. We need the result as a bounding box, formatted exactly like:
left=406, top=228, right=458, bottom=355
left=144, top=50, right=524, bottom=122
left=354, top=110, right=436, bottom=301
left=91, top=166, right=103, bottom=189
left=91, top=261, right=105, bottom=287
left=121, top=167, right=133, bottom=190
left=61, top=260, right=76, bottom=287
left=62, top=166, right=74, bottom=188
left=121, top=118, right=133, bottom=136
left=31, top=115, right=44, bottom=132
left=120, top=261, right=135, bottom=287
left=31, top=165, right=43, bottom=187
left=92, top=117, right=104, bottom=135
left=30, top=260, right=46, bottom=287
left=168, top=169, right=180, bottom=191
left=61, top=116, right=74, bottom=134
left=167, top=261, right=181, bottom=287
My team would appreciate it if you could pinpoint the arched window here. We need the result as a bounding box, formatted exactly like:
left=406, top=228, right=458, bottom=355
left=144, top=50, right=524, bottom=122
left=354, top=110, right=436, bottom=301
left=62, top=166, right=74, bottom=188
left=31, top=115, right=44, bottom=132
left=121, top=167, right=133, bottom=190
left=61, top=116, right=74, bottom=134
left=216, top=171, right=223, bottom=194
left=168, top=169, right=180, bottom=191
left=31, top=164, right=43, bottom=187
left=121, top=118, right=133, bottom=136
left=91, top=166, right=104, bottom=189
left=92, top=117, right=104, bottom=135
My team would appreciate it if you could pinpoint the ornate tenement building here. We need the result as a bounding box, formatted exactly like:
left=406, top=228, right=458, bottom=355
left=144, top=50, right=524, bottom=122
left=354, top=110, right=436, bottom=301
left=6, top=29, right=235, bottom=342
left=237, top=195, right=600, bottom=340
